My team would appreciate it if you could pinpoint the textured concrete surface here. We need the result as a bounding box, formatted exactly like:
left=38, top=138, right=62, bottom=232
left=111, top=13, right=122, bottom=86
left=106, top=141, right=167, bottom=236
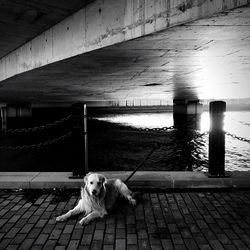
left=2, top=0, right=247, bottom=82
left=1, top=171, right=250, bottom=190
left=0, top=0, right=94, bottom=59
left=0, top=3, right=250, bottom=104
left=0, top=0, right=250, bottom=104
left=1, top=189, right=250, bottom=249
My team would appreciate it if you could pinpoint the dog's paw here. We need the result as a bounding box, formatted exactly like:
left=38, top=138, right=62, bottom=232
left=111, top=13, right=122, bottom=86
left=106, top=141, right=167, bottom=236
left=79, top=217, right=89, bottom=226
left=130, top=198, right=137, bottom=206
left=56, top=216, right=65, bottom=222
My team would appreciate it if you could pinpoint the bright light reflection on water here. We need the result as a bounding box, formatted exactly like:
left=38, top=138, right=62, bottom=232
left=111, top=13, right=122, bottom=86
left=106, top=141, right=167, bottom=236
left=97, top=113, right=173, bottom=129
left=96, top=111, right=250, bottom=171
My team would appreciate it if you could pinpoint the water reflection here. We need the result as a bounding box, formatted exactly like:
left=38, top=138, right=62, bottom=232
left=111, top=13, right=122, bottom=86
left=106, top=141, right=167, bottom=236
left=96, top=111, right=250, bottom=171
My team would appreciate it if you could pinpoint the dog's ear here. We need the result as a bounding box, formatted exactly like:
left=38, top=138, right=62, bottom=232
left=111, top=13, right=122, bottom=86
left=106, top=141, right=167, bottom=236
left=99, top=174, right=107, bottom=186
left=83, top=172, right=92, bottom=185
left=99, top=174, right=107, bottom=200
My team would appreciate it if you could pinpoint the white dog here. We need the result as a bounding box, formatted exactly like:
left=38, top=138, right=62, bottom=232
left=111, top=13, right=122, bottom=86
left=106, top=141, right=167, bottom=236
left=56, top=173, right=136, bottom=225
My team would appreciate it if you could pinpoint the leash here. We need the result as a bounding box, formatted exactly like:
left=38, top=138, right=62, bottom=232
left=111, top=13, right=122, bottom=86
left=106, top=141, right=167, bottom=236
left=124, top=143, right=159, bottom=184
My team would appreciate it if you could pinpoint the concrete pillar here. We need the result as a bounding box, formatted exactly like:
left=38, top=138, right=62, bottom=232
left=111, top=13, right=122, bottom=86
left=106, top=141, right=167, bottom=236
left=0, top=106, right=7, bottom=129
left=71, top=103, right=88, bottom=178
left=4, top=104, right=32, bottom=129
left=209, top=101, right=226, bottom=176
left=173, top=99, right=203, bottom=129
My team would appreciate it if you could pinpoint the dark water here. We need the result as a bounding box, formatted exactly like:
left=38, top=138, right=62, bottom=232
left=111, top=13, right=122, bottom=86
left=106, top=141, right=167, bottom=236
left=95, top=111, right=250, bottom=171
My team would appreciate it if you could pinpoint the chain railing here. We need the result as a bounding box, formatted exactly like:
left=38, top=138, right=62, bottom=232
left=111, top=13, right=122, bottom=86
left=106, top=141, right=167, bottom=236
left=0, top=114, right=72, bottom=151
left=190, top=130, right=250, bottom=144
left=0, top=131, right=72, bottom=151
left=0, top=115, right=71, bottom=134
left=225, top=131, right=250, bottom=144
left=1, top=112, right=249, bottom=175
left=120, top=125, right=250, bottom=177
left=135, top=126, right=175, bottom=132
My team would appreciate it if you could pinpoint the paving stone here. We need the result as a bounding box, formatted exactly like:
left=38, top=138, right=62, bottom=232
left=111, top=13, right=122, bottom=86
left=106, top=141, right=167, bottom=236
left=49, top=229, right=62, bottom=239
left=78, top=246, right=91, bottom=250
left=8, top=215, right=21, bottom=223
left=175, top=245, right=187, bottom=250
left=58, top=233, right=71, bottom=246
left=19, top=238, right=35, bottom=250
left=127, top=224, right=136, bottom=234
left=54, top=246, right=66, bottom=250
left=217, top=233, right=232, bottom=245
left=115, top=239, right=126, bottom=250
left=15, top=218, right=27, bottom=228
left=62, top=224, right=74, bottom=234
left=10, top=233, right=26, bottom=245
left=116, top=228, right=125, bottom=239
left=20, top=223, right=33, bottom=234
left=96, top=220, right=106, bottom=230
left=223, top=245, right=237, bottom=250
left=1, top=190, right=250, bottom=250
left=232, top=239, right=249, bottom=249
left=127, top=234, right=137, bottom=245
left=43, top=239, right=57, bottom=249
left=81, top=233, right=93, bottom=246
left=184, top=239, right=199, bottom=250
left=138, top=239, right=151, bottom=250
left=68, top=239, right=80, bottom=250
left=104, top=233, right=115, bottom=245
left=34, top=233, right=49, bottom=245
left=91, top=240, right=103, bottom=250
left=71, top=229, right=83, bottom=240
left=0, top=239, right=12, bottom=250
left=208, top=239, right=224, bottom=250
left=28, top=228, right=41, bottom=238
left=6, top=245, right=19, bottom=250
left=151, top=245, right=163, bottom=250
left=103, top=245, right=114, bottom=250
left=171, top=234, right=184, bottom=245
left=5, top=227, right=20, bottom=238
left=138, top=229, right=148, bottom=239
left=126, top=245, right=138, bottom=250
left=93, top=229, right=104, bottom=241
left=0, top=223, right=14, bottom=233
left=35, top=219, right=48, bottom=228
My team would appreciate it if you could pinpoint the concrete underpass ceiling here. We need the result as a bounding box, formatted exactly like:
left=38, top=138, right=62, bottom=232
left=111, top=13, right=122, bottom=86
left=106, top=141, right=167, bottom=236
left=0, top=0, right=95, bottom=59
left=0, top=4, right=250, bottom=105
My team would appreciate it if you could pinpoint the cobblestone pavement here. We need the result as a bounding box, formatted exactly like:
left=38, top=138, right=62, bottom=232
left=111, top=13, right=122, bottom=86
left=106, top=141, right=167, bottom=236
left=1, top=189, right=250, bottom=250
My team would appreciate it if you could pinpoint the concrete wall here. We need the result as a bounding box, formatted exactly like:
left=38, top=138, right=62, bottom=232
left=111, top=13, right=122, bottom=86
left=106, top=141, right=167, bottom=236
left=0, top=0, right=249, bottom=82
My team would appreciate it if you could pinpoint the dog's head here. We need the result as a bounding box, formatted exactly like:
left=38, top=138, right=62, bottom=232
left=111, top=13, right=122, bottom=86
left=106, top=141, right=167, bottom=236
left=84, top=173, right=107, bottom=198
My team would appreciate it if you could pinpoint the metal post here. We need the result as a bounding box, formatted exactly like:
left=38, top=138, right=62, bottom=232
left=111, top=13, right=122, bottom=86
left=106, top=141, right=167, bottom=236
left=71, top=103, right=88, bottom=178
left=209, top=101, right=226, bottom=177
left=83, top=104, right=88, bottom=173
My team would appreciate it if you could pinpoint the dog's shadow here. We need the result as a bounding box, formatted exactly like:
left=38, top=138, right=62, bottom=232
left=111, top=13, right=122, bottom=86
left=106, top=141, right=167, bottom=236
left=108, top=191, right=143, bottom=214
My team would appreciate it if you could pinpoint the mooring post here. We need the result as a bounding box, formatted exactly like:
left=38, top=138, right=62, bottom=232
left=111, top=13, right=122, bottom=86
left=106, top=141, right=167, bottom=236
left=209, top=101, right=226, bottom=176
left=71, top=103, right=88, bottom=178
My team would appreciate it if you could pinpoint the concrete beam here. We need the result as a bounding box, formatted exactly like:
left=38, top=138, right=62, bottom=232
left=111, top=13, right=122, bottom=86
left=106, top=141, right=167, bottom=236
left=0, top=0, right=248, bottom=82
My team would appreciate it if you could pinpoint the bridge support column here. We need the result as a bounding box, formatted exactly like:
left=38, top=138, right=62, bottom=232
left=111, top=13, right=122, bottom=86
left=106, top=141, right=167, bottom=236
left=173, top=99, right=203, bottom=129
left=71, top=103, right=88, bottom=178
left=1, top=104, right=32, bottom=129
left=209, top=101, right=226, bottom=177
left=0, top=106, right=7, bottom=129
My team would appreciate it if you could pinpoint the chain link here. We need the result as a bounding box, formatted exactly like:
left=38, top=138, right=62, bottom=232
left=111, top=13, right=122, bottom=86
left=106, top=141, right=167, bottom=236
left=124, top=125, right=175, bottom=133
left=225, top=132, right=250, bottom=144
left=0, top=115, right=71, bottom=134
left=193, top=130, right=250, bottom=144
left=0, top=131, right=72, bottom=151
